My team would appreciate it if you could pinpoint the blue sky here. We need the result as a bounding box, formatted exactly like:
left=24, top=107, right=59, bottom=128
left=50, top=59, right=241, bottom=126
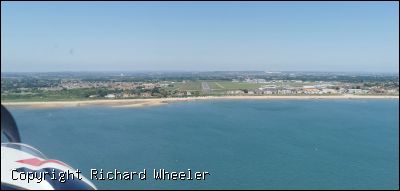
left=1, top=2, right=399, bottom=72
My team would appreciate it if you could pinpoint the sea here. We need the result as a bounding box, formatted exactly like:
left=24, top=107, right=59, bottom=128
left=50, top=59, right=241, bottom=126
left=6, top=100, right=399, bottom=190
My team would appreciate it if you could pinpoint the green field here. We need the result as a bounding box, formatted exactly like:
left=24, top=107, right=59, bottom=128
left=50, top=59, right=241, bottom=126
left=166, top=80, right=264, bottom=93
left=208, top=81, right=263, bottom=90
left=166, top=81, right=203, bottom=91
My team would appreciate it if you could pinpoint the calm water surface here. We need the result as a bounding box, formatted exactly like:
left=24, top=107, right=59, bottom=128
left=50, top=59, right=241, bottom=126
left=8, top=100, right=399, bottom=189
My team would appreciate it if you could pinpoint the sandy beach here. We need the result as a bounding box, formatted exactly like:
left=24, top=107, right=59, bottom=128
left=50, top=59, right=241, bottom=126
left=2, top=95, right=398, bottom=108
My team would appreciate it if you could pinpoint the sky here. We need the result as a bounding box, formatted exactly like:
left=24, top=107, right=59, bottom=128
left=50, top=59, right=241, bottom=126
left=1, top=2, right=399, bottom=73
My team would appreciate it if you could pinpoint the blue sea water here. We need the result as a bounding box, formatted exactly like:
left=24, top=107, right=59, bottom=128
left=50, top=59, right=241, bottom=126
left=7, top=100, right=399, bottom=190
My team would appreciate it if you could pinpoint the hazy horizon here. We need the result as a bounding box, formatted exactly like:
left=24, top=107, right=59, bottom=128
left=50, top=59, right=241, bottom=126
left=1, top=70, right=399, bottom=75
left=2, top=2, right=399, bottom=73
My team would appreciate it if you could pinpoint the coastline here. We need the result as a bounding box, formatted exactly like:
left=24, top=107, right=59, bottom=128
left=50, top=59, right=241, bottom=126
left=2, top=95, right=399, bottom=108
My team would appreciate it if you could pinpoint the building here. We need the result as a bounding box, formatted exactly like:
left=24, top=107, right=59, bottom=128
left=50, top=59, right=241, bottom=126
left=141, top=92, right=152, bottom=97
left=347, top=89, right=362, bottom=94
left=303, top=88, right=320, bottom=94
left=321, top=88, right=337, bottom=94
left=227, top=90, right=244, bottom=95
left=104, top=94, right=116, bottom=98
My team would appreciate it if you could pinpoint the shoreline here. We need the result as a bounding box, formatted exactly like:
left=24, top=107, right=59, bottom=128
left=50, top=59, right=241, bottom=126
left=2, top=95, right=399, bottom=108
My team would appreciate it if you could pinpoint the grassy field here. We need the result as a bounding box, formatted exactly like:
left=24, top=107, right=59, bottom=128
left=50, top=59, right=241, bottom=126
left=166, top=80, right=264, bottom=93
left=208, top=81, right=263, bottom=90
left=166, top=81, right=203, bottom=91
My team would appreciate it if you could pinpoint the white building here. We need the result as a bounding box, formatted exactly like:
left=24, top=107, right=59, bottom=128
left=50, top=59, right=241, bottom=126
left=104, top=94, right=116, bottom=98
left=227, top=90, right=244, bottom=95
left=348, top=89, right=362, bottom=94
left=321, top=88, right=337, bottom=94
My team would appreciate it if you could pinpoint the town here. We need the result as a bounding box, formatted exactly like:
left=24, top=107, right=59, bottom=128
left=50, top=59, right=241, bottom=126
left=1, top=71, right=399, bottom=101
